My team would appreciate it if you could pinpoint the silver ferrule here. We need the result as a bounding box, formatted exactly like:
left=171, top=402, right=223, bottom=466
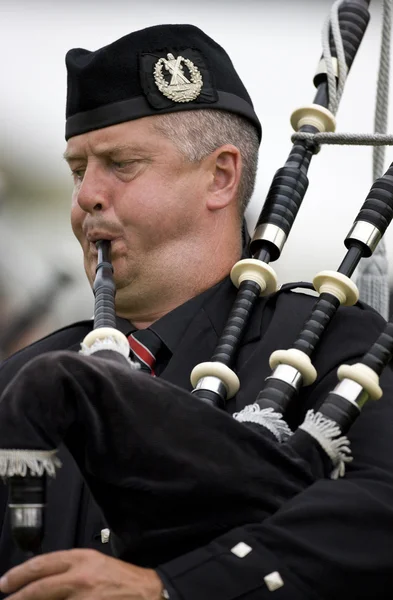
left=192, top=376, right=227, bottom=400
left=346, top=221, right=382, bottom=255
left=9, top=504, right=44, bottom=529
left=267, top=364, right=303, bottom=391
left=332, top=379, right=368, bottom=410
left=251, top=224, right=287, bottom=256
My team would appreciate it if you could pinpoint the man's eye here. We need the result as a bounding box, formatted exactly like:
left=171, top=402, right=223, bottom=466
left=71, top=169, right=85, bottom=181
left=112, top=160, right=139, bottom=170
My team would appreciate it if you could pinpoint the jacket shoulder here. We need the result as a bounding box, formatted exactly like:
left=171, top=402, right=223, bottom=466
left=271, top=282, right=387, bottom=365
left=0, top=320, right=93, bottom=392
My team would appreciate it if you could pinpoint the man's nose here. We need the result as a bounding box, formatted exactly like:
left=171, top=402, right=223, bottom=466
left=76, top=166, right=110, bottom=213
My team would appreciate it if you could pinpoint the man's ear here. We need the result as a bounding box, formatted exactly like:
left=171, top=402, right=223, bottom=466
left=205, top=144, right=242, bottom=211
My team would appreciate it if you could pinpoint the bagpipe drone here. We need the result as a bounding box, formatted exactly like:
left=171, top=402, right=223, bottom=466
left=1, top=0, right=393, bottom=572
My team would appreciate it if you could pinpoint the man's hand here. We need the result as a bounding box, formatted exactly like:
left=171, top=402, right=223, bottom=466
left=0, top=549, right=164, bottom=600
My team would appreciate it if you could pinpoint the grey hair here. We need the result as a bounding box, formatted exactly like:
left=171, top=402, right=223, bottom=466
left=153, top=110, right=260, bottom=217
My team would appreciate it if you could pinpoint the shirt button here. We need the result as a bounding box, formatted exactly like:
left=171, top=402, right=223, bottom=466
left=100, top=528, right=111, bottom=544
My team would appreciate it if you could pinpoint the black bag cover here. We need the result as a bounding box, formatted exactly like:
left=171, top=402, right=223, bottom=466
left=0, top=350, right=322, bottom=566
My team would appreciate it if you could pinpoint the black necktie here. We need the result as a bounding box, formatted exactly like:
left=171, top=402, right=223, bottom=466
left=127, top=329, right=163, bottom=376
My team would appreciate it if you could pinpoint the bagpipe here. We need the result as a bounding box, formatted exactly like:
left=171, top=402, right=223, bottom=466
left=1, top=0, right=393, bottom=574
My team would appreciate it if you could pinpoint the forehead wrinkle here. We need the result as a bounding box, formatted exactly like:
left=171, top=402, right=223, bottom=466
left=95, top=143, right=149, bottom=157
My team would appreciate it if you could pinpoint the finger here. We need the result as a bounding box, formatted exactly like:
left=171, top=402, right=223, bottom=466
left=1, top=573, right=72, bottom=600
left=0, top=551, right=72, bottom=594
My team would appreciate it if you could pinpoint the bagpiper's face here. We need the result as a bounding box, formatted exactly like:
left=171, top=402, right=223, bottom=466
left=65, top=116, right=211, bottom=305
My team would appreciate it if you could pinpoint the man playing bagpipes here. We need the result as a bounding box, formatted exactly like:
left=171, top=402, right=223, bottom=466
left=1, top=11, right=393, bottom=600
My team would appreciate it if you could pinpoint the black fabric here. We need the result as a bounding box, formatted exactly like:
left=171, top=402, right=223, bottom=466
left=65, top=24, right=262, bottom=141
left=0, top=348, right=319, bottom=567
left=0, top=281, right=393, bottom=599
left=149, top=281, right=224, bottom=356
left=0, top=321, right=114, bottom=591
left=126, top=280, right=226, bottom=376
left=0, top=278, right=236, bottom=582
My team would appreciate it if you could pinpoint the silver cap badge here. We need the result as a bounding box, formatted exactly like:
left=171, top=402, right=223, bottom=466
left=153, top=53, right=203, bottom=103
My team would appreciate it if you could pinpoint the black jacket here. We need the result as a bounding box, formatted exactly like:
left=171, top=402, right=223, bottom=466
left=1, top=280, right=393, bottom=599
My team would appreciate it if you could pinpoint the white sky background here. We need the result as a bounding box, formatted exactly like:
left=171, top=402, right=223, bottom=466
left=0, top=0, right=392, bottom=326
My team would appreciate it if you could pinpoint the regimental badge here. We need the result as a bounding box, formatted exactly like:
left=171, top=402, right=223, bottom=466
left=153, top=53, right=203, bottom=103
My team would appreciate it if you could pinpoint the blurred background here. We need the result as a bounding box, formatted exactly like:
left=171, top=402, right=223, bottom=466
left=0, top=0, right=392, bottom=358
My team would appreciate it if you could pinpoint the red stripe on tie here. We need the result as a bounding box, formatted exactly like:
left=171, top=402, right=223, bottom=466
left=128, top=334, right=156, bottom=376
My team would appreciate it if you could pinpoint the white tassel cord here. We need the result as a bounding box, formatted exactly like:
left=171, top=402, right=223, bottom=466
left=299, top=410, right=352, bottom=479
left=233, top=405, right=293, bottom=443
left=0, top=449, right=61, bottom=478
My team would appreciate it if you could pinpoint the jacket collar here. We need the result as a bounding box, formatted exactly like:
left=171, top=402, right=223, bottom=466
left=160, top=276, right=269, bottom=392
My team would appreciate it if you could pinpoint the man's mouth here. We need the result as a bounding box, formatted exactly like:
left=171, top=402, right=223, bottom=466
left=86, top=232, right=117, bottom=244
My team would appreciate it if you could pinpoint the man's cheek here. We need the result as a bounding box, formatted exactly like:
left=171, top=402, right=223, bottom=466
left=70, top=213, right=84, bottom=243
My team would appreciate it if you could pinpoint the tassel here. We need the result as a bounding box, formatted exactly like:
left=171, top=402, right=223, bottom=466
left=233, top=404, right=293, bottom=442
left=0, top=449, right=61, bottom=478
left=299, top=410, right=352, bottom=479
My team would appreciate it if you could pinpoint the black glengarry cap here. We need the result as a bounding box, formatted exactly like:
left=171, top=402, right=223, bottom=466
left=65, top=24, right=262, bottom=142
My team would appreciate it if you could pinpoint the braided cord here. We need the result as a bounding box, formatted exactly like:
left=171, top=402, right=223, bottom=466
left=357, top=0, right=392, bottom=319
left=322, top=0, right=348, bottom=115
left=373, top=0, right=391, bottom=182
left=294, top=0, right=392, bottom=318
left=291, top=132, right=393, bottom=146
